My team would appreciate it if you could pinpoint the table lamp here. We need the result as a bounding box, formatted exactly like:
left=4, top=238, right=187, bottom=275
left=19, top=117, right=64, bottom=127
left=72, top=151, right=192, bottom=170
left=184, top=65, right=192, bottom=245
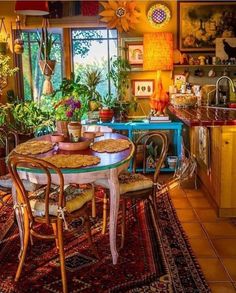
left=15, top=1, right=49, bottom=15
left=143, top=32, right=173, bottom=118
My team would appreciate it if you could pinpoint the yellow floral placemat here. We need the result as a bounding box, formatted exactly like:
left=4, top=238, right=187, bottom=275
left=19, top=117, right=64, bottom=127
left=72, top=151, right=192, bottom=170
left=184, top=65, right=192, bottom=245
left=14, top=141, right=53, bottom=155
left=91, top=139, right=131, bottom=153
left=43, top=154, right=100, bottom=168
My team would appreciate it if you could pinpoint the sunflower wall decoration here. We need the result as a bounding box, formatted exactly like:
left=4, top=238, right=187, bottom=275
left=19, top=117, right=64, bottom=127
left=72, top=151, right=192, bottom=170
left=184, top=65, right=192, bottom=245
left=99, top=1, right=140, bottom=33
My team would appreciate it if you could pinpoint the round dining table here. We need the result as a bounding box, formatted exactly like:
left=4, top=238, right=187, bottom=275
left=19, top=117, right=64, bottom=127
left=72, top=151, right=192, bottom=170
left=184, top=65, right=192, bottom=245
left=11, top=132, right=134, bottom=265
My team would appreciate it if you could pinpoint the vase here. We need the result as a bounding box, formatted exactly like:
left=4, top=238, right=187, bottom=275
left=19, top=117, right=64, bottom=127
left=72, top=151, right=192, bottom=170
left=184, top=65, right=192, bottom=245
left=68, top=121, right=82, bottom=142
left=56, top=120, right=69, bottom=137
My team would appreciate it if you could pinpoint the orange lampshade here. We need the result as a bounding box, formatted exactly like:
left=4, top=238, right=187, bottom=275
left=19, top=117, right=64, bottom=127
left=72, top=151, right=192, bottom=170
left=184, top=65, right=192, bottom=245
left=15, top=1, right=49, bottom=16
left=143, top=32, right=173, bottom=71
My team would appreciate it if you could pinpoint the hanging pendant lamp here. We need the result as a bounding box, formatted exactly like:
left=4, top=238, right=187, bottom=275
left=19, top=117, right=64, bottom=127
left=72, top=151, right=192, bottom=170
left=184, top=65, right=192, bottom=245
left=15, top=1, right=49, bottom=16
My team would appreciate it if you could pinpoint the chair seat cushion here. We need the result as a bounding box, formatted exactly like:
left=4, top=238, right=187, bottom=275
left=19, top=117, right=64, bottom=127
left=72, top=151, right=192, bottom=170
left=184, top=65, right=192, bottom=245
left=0, top=173, right=40, bottom=192
left=29, top=184, right=93, bottom=217
left=95, top=173, right=153, bottom=194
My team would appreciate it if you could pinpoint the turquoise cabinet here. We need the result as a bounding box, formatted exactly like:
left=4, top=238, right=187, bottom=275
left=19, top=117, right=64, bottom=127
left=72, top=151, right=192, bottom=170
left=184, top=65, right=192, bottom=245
left=98, top=121, right=183, bottom=172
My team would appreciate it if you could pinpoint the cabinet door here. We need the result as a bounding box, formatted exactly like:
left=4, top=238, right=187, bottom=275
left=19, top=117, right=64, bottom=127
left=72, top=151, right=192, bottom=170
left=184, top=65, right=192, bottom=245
left=220, top=130, right=236, bottom=209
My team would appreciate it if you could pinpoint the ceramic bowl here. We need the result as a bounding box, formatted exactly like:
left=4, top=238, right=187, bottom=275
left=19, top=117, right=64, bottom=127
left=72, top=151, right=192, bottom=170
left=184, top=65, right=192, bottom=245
left=50, top=133, right=65, bottom=143
left=58, top=137, right=91, bottom=151
left=83, top=131, right=96, bottom=139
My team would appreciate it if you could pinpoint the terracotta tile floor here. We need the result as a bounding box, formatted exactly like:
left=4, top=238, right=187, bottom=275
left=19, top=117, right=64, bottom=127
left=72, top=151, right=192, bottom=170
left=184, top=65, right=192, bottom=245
left=168, top=182, right=236, bottom=292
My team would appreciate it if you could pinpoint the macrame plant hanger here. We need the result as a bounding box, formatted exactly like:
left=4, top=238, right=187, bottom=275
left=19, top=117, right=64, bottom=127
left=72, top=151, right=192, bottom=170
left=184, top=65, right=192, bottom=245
left=39, top=18, right=56, bottom=95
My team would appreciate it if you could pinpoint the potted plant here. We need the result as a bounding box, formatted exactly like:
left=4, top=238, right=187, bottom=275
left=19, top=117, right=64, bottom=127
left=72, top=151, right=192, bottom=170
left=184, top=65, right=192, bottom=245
left=82, top=67, right=103, bottom=121
left=11, top=101, right=54, bottom=140
left=84, top=67, right=102, bottom=111
left=52, top=73, right=89, bottom=136
left=54, top=96, right=87, bottom=140
left=99, top=94, right=117, bottom=122
left=109, top=56, right=131, bottom=101
left=108, top=56, right=134, bottom=121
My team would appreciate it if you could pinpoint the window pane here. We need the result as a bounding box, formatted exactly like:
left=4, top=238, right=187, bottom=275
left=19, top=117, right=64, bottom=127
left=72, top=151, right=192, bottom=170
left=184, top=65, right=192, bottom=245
left=71, top=28, right=118, bottom=98
left=109, top=29, right=118, bottom=39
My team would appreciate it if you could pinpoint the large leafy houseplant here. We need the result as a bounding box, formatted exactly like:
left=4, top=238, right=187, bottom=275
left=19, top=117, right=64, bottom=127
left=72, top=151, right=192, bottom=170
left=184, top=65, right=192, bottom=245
left=108, top=56, right=137, bottom=121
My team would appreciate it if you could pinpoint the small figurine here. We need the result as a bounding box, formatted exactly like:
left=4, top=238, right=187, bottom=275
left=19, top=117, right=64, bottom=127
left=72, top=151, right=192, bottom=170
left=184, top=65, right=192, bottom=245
left=198, top=56, right=206, bottom=65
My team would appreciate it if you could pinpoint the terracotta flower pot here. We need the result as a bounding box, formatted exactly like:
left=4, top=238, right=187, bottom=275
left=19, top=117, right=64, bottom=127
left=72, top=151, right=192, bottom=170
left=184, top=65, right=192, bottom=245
left=56, top=120, right=69, bottom=137
left=99, top=108, right=114, bottom=122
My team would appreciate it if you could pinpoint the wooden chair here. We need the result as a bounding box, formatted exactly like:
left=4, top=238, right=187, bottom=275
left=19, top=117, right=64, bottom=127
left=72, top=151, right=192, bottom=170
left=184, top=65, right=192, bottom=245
left=0, top=127, right=19, bottom=204
left=96, top=131, right=168, bottom=247
left=8, top=155, right=97, bottom=293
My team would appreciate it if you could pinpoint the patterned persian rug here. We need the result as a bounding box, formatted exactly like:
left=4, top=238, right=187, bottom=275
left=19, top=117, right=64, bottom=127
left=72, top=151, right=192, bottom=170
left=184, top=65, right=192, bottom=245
left=0, top=190, right=210, bottom=293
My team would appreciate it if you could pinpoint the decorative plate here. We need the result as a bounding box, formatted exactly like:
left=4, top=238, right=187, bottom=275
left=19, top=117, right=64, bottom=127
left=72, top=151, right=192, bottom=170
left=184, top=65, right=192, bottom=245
left=91, top=139, right=131, bottom=153
left=147, top=4, right=171, bottom=28
left=14, top=140, right=53, bottom=155
left=43, top=154, right=100, bottom=168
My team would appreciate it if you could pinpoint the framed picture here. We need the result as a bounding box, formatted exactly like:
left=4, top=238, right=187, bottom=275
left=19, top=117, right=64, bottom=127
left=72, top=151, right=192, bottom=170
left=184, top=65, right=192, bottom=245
left=127, top=44, right=143, bottom=65
left=120, top=37, right=143, bottom=71
left=132, top=79, right=155, bottom=98
left=178, top=1, right=236, bottom=52
left=216, top=38, right=236, bottom=61
left=174, top=74, right=186, bottom=91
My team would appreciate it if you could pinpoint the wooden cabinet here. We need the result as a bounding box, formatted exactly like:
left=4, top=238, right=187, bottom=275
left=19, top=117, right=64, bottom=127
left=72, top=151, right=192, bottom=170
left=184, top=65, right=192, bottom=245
left=190, top=126, right=236, bottom=217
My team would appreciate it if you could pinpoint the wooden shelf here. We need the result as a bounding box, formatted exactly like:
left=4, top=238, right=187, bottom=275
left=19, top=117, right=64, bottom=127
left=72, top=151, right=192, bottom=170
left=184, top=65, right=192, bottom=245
left=174, top=64, right=236, bottom=68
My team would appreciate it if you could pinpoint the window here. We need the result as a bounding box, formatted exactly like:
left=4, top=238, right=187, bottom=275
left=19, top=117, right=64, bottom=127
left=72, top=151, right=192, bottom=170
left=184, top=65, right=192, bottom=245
left=21, top=29, right=63, bottom=101
left=71, top=28, right=118, bottom=97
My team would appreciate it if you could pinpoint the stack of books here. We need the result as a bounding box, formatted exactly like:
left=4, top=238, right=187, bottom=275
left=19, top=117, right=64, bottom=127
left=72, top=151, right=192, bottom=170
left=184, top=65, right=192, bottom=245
left=149, top=115, right=171, bottom=123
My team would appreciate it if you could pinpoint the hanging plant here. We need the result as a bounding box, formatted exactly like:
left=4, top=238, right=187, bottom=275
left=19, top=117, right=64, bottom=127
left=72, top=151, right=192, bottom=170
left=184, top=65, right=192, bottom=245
left=36, top=18, right=56, bottom=95
left=99, top=1, right=140, bottom=33
left=14, top=17, right=24, bottom=54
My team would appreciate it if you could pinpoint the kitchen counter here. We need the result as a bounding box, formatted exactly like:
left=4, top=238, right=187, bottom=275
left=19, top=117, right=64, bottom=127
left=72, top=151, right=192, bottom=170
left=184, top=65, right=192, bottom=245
left=168, top=105, right=236, bottom=126
left=168, top=105, right=236, bottom=217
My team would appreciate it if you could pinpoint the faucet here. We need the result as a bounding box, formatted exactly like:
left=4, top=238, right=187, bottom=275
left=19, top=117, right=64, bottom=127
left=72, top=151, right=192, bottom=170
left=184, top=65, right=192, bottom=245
left=215, top=76, right=236, bottom=105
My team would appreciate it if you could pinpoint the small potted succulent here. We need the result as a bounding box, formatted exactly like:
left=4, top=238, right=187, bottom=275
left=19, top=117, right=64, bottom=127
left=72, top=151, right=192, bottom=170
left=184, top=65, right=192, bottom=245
left=99, top=94, right=117, bottom=122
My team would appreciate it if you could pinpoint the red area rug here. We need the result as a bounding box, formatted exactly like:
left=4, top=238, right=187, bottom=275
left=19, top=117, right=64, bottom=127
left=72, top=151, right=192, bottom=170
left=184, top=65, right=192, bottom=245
left=0, top=190, right=210, bottom=293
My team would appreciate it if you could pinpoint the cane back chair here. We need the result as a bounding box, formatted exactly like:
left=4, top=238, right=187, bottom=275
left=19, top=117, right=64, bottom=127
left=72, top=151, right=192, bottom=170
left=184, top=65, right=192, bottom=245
left=96, top=131, right=168, bottom=247
left=8, top=155, right=97, bottom=293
